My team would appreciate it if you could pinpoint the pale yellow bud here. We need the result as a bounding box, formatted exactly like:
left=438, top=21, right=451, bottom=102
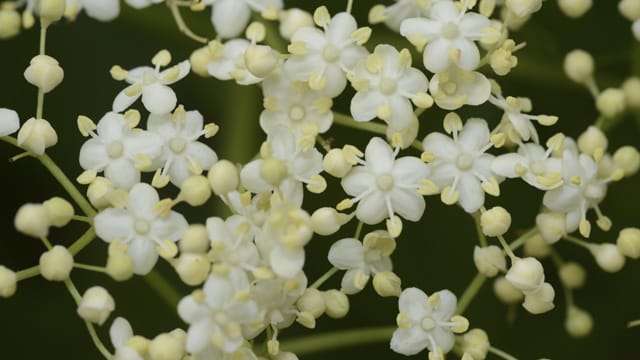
left=244, top=44, right=279, bottom=78
left=323, top=149, right=352, bottom=178
left=180, top=175, right=211, bottom=206
left=15, top=203, right=51, bottom=238
left=480, top=207, right=512, bottom=237
left=536, top=212, right=566, bottom=244
left=279, top=8, right=313, bottom=40
left=613, top=146, right=640, bottom=176
left=106, top=251, right=134, bottom=281
left=596, top=88, right=626, bottom=118
left=174, top=253, right=210, bottom=286
left=523, top=234, right=551, bottom=258
left=39, top=245, right=73, bottom=281
left=323, top=290, right=349, bottom=319
left=473, top=245, right=507, bottom=277
left=385, top=116, right=419, bottom=150
left=189, top=46, right=212, bottom=77
left=39, top=0, right=66, bottom=25
left=622, top=77, right=640, bottom=109
left=259, top=158, right=288, bottom=186
left=311, top=207, right=350, bottom=236
left=565, top=306, right=593, bottom=338
left=590, top=243, right=625, bottom=273
left=506, top=257, right=545, bottom=291
left=77, top=286, right=115, bottom=326
left=558, top=0, right=592, bottom=18
left=563, top=49, right=594, bottom=84
left=461, top=328, right=490, bottom=360
left=43, top=197, right=74, bottom=228
left=577, top=126, right=608, bottom=155
left=297, top=288, right=325, bottom=318
left=17, top=118, right=58, bottom=155
left=372, top=271, right=402, bottom=297
left=493, top=276, right=523, bottom=304
left=148, top=333, right=185, bottom=360
left=179, top=224, right=209, bottom=254
left=619, top=0, right=640, bottom=20
left=208, top=160, right=239, bottom=195
left=558, top=262, right=586, bottom=289
left=24, top=55, right=64, bottom=93
left=0, top=7, right=21, bottom=39
left=522, top=282, right=555, bottom=314
left=0, top=266, right=17, bottom=298
left=617, top=227, right=640, bottom=259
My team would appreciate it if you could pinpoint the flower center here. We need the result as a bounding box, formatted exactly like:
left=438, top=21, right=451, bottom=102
left=421, top=316, right=436, bottom=331
left=170, top=137, right=186, bottom=154
left=456, top=152, right=474, bottom=171
left=379, top=77, right=397, bottom=95
left=530, top=160, right=546, bottom=176
left=106, top=141, right=124, bottom=159
left=142, top=69, right=157, bottom=85
left=288, top=105, right=306, bottom=121
left=322, top=44, right=340, bottom=63
left=134, top=219, right=150, bottom=235
left=376, top=174, right=395, bottom=191
left=442, top=81, right=457, bottom=95
left=584, top=183, right=604, bottom=201
left=442, top=22, right=460, bottom=40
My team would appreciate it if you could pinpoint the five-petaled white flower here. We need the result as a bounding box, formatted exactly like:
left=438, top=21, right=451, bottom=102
left=391, top=288, right=467, bottom=357
left=429, top=65, right=490, bottom=110
left=284, top=9, right=369, bottom=97
left=349, top=44, right=429, bottom=131
left=94, top=183, right=188, bottom=275
left=400, top=1, right=491, bottom=73
left=113, top=51, right=190, bottom=115
left=492, top=141, right=563, bottom=190
left=341, top=137, right=430, bottom=232
left=422, top=117, right=501, bottom=213
left=79, top=112, right=163, bottom=190
left=207, top=39, right=263, bottom=85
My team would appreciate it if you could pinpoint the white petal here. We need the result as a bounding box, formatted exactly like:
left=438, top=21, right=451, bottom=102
left=399, top=287, right=428, bottom=315
left=422, top=132, right=457, bottom=161
left=388, top=95, right=414, bottom=130
left=457, top=173, right=484, bottom=213
left=127, top=237, right=158, bottom=275
left=127, top=183, right=159, bottom=217
left=400, top=18, right=440, bottom=38
left=112, top=88, right=141, bottom=113
left=328, top=238, right=365, bottom=269
left=430, top=326, right=454, bottom=353
left=83, top=0, right=120, bottom=21
left=326, top=12, right=357, bottom=44
left=95, top=208, right=134, bottom=242
left=141, top=83, right=177, bottom=114
left=451, top=38, right=480, bottom=71
left=397, top=67, right=429, bottom=94
left=491, top=153, right=527, bottom=178
left=178, top=296, right=209, bottom=324
left=429, top=162, right=458, bottom=188
left=153, top=212, right=189, bottom=241
left=458, top=118, right=489, bottom=153
left=463, top=71, right=491, bottom=105
left=341, top=167, right=375, bottom=197
left=211, top=0, right=251, bottom=38
left=240, top=159, right=272, bottom=193
left=270, top=246, right=305, bottom=278
left=79, top=139, right=109, bottom=171
left=351, top=91, right=385, bottom=122
left=432, top=289, right=457, bottom=320
left=186, top=319, right=215, bottom=353
left=543, top=186, right=582, bottom=212
left=97, top=112, right=127, bottom=141
left=422, top=38, right=452, bottom=73
left=429, top=1, right=459, bottom=21
left=104, top=158, right=140, bottom=190
left=162, top=60, right=191, bottom=85
left=365, top=137, right=396, bottom=174
left=109, top=317, right=133, bottom=348
left=390, top=189, right=425, bottom=222
left=182, top=110, right=204, bottom=137
left=322, top=63, right=348, bottom=97
left=392, top=157, right=430, bottom=184
left=356, top=192, right=388, bottom=224
left=341, top=268, right=369, bottom=294
left=390, top=327, right=429, bottom=356
left=0, top=108, right=20, bottom=136
left=459, top=13, right=491, bottom=38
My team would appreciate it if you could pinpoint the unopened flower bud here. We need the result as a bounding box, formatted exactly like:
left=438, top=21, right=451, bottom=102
left=179, top=175, right=211, bottom=206
left=311, top=207, right=350, bottom=236
left=0, top=6, right=21, bottom=39
left=208, top=160, right=239, bottom=194
left=558, top=262, right=586, bottom=289
left=15, top=203, right=51, bottom=238
left=24, top=55, right=64, bottom=93
left=189, top=46, right=213, bottom=77
left=473, top=246, right=506, bottom=277
left=620, top=0, right=640, bottom=20
left=461, top=328, right=490, bottom=360
left=323, top=149, right=351, bottom=178
left=522, top=282, right=555, bottom=314
left=148, top=333, right=185, bottom=360
left=39, top=0, right=66, bottom=25
left=590, top=243, right=625, bottom=273
left=493, top=276, right=524, bottom=304
left=174, top=253, right=210, bottom=286
left=506, top=257, right=545, bottom=291
left=577, top=126, right=608, bottom=155
left=386, top=116, right=419, bottom=150
left=505, top=0, right=541, bottom=17
left=259, top=158, right=288, bottom=186
left=490, top=47, right=518, bottom=76
left=523, top=234, right=551, bottom=258
left=17, top=118, right=58, bottom=155
left=565, top=306, right=593, bottom=338
left=558, top=0, right=592, bottom=18
left=179, top=224, right=209, bottom=254
left=613, top=146, right=640, bottom=176
left=536, top=212, right=566, bottom=244
left=106, top=251, right=134, bottom=281
left=43, top=197, right=74, bottom=228
left=244, top=44, right=279, bottom=78
left=323, top=289, right=349, bottom=319
left=372, top=271, right=402, bottom=297
left=87, top=177, right=114, bottom=209
left=0, top=266, right=17, bottom=298
left=480, top=207, right=511, bottom=237
left=77, top=286, right=115, bottom=325
left=563, top=49, right=594, bottom=84
left=39, top=245, right=73, bottom=281
left=596, top=88, right=626, bottom=118
left=297, top=288, right=325, bottom=318
left=617, top=227, right=640, bottom=259
left=622, top=77, right=640, bottom=109
left=279, top=8, right=313, bottom=40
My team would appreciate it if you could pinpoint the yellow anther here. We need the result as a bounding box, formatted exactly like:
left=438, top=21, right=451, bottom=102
left=579, top=219, right=591, bottom=238
left=490, top=133, right=506, bottom=148
left=351, top=27, right=372, bottom=45
left=418, top=179, right=439, bottom=195
left=203, top=123, right=219, bottom=138
left=337, top=199, right=353, bottom=211
left=309, top=73, right=326, bottom=90
left=421, top=151, right=435, bottom=163
left=443, top=112, right=463, bottom=134
left=110, top=65, right=128, bottom=81
left=376, top=104, right=392, bottom=120
left=538, top=115, right=559, bottom=126
left=124, top=109, right=141, bottom=128
left=152, top=49, right=172, bottom=67
left=157, top=240, right=178, bottom=259
left=398, top=48, right=412, bottom=69
left=77, top=170, right=97, bottom=185
left=481, top=177, right=500, bottom=196
left=412, top=92, right=434, bottom=108
left=313, top=6, right=331, bottom=27
left=306, top=175, right=327, bottom=193
left=246, top=22, right=266, bottom=42
left=124, top=83, right=142, bottom=97
left=261, top=4, right=279, bottom=20
left=288, top=41, right=308, bottom=56
left=440, top=186, right=459, bottom=205
left=76, top=115, right=96, bottom=137
left=368, top=5, right=387, bottom=24
left=365, top=53, right=383, bottom=74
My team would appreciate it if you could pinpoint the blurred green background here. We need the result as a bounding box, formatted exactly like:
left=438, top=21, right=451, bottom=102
left=0, top=0, right=639, bottom=359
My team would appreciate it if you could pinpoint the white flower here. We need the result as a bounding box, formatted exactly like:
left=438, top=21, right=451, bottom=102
left=391, top=288, right=466, bottom=356
left=349, top=44, right=429, bottom=131
left=178, top=268, right=259, bottom=354
left=429, top=65, right=490, bottom=110
left=328, top=231, right=395, bottom=294
left=206, top=0, right=283, bottom=39
left=79, top=112, right=163, bottom=190
left=488, top=93, right=557, bottom=143
left=251, top=271, right=308, bottom=330
left=240, top=125, right=324, bottom=204
left=341, top=137, right=430, bottom=228
left=260, top=72, right=333, bottom=135
left=0, top=108, right=20, bottom=136
left=110, top=317, right=143, bottom=360
left=492, top=142, right=563, bottom=190
left=284, top=10, right=369, bottom=97
left=400, top=1, right=491, bottom=73
left=147, top=109, right=217, bottom=186
left=422, top=117, right=500, bottom=213
left=124, top=0, right=163, bottom=9
left=543, top=149, right=618, bottom=237
left=65, top=0, right=120, bottom=22
left=113, top=52, right=190, bottom=114
left=206, top=215, right=259, bottom=273
left=370, top=0, right=433, bottom=32
left=207, top=39, right=263, bottom=85
left=94, top=183, right=188, bottom=275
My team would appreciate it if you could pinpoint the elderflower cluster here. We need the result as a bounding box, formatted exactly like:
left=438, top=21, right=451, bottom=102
left=0, top=0, right=638, bottom=359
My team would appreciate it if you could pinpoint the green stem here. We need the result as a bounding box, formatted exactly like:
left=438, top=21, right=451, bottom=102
left=455, top=272, right=487, bottom=315
left=508, top=227, right=538, bottom=252
left=16, top=265, right=40, bottom=281
left=472, top=212, right=487, bottom=247
left=168, top=0, right=208, bottom=43
left=333, top=112, right=388, bottom=137
left=74, top=263, right=106, bottom=273
left=310, top=267, right=339, bottom=289
left=354, top=220, right=364, bottom=240
left=36, top=25, right=47, bottom=119
left=497, top=234, right=516, bottom=259
left=564, top=235, right=592, bottom=250
left=488, top=346, right=519, bottom=360
left=281, top=326, right=394, bottom=355
left=72, top=215, right=92, bottom=223
left=143, top=269, right=182, bottom=309
left=346, top=0, right=354, bottom=13
left=68, top=228, right=97, bottom=256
